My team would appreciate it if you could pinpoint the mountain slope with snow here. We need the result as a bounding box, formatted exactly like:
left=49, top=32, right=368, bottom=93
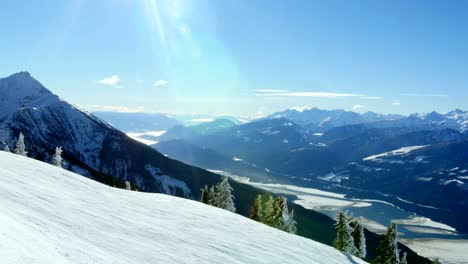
left=0, top=71, right=58, bottom=120
left=0, top=151, right=365, bottom=264
left=268, top=107, right=401, bottom=132
left=0, top=72, right=228, bottom=198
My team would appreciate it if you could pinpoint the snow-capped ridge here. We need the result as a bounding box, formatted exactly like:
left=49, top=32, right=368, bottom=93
left=0, top=71, right=58, bottom=120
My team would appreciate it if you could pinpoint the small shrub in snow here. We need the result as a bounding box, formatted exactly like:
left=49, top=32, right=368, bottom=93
left=51, top=146, right=63, bottom=168
left=3, top=144, right=10, bottom=152
left=125, top=181, right=132, bottom=190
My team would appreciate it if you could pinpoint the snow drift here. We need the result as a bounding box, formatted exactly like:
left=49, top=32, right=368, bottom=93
left=0, top=151, right=365, bottom=264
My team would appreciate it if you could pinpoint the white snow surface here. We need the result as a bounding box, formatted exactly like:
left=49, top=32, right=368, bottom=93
left=0, top=151, right=366, bottom=264
left=126, top=130, right=166, bottom=145
left=392, top=216, right=456, bottom=232
left=126, top=133, right=159, bottom=145
left=363, top=145, right=429, bottom=161
left=400, top=238, right=468, bottom=264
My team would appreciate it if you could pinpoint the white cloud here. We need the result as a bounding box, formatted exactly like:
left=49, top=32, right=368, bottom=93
left=360, top=96, right=383, bottom=100
left=255, top=89, right=291, bottom=93
left=189, top=118, right=214, bottom=123
left=353, top=104, right=365, bottom=110
left=291, top=106, right=312, bottom=112
left=256, top=92, right=363, bottom=98
left=153, top=80, right=169, bottom=87
left=83, top=105, right=144, bottom=113
left=392, top=101, right=401, bottom=106
left=400, top=93, right=448, bottom=97
left=98, top=75, right=121, bottom=87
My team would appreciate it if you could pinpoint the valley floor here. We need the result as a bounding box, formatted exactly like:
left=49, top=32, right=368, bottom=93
left=218, top=170, right=468, bottom=264
left=400, top=238, right=468, bottom=264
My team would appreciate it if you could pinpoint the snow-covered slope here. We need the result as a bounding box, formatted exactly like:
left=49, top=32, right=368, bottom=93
left=0, top=151, right=365, bottom=264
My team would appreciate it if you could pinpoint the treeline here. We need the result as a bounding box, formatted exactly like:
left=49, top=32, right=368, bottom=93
left=2, top=132, right=63, bottom=168
left=249, top=194, right=296, bottom=234
left=200, top=177, right=296, bottom=234
left=333, top=211, right=439, bottom=264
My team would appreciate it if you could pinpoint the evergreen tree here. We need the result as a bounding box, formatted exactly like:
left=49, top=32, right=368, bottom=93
left=351, top=220, right=367, bottom=259
left=208, top=185, right=216, bottom=205
left=125, top=180, right=131, bottom=190
left=278, top=197, right=296, bottom=234
left=14, top=132, right=27, bottom=156
left=334, top=211, right=355, bottom=254
left=400, top=252, right=407, bottom=264
left=3, top=144, right=10, bottom=152
left=51, top=146, right=63, bottom=167
left=249, top=194, right=263, bottom=222
left=213, top=176, right=236, bottom=212
left=200, top=185, right=210, bottom=204
left=389, top=224, right=400, bottom=264
left=265, top=196, right=284, bottom=229
left=376, top=223, right=400, bottom=264
left=286, top=208, right=297, bottom=234
left=263, top=195, right=275, bottom=225
left=259, top=195, right=296, bottom=233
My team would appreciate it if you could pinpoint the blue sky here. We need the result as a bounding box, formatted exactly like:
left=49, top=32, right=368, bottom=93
left=0, top=0, right=467, bottom=117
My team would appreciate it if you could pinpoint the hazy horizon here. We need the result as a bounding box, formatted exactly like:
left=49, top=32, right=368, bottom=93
left=1, top=1, right=467, bottom=117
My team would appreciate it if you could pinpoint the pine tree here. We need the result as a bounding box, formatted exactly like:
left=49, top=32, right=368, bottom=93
left=213, top=176, right=236, bottom=212
left=51, top=146, right=63, bottom=168
left=208, top=185, right=216, bottom=205
left=286, top=208, right=297, bottom=234
left=267, top=196, right=285, bottom=229
left=14, top=132, right=27, bottom=156
left=263, top=195, right=275, bottom=225
left=334, top=211, right=355, bottom=254
left=278, top=197, right=296, bottom=233
left=200, top=185, right=210, bottom=204
left=400, top=252, right=407, bottom=264
left=249, top=194, right=263, bottom=222
left=259, top=195, right=296, bottom=233
left=376, top=223, right=400, bottom=264
left=3, top=144, right=10, bottom=152
left=351, top=220, right=367, bottom=259
left=125, top=180, right=131, bottom=190
left=389, top=224, right=400, bottom=264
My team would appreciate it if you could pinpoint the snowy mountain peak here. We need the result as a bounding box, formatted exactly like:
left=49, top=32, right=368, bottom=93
left=0, top=72, right=58, bottom=120
left=10, top=71, right=32, bottom=78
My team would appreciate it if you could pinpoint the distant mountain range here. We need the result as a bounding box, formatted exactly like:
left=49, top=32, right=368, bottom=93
left=151, top=105, right=468, bottom=233
left=268, top=107, right=402, bottom=132
left=93, top=112, right=181, bottom=132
